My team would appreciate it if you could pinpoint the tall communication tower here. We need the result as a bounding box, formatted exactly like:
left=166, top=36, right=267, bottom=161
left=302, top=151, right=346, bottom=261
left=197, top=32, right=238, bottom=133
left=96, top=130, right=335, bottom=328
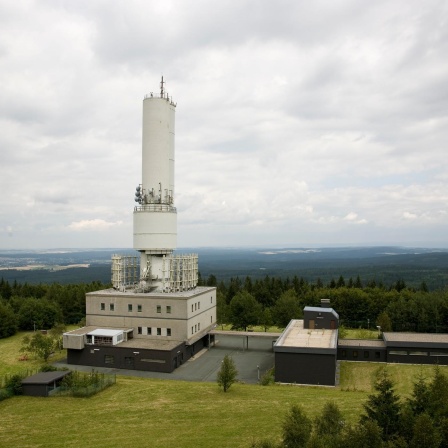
left=129, top=77, right=198, bottom=292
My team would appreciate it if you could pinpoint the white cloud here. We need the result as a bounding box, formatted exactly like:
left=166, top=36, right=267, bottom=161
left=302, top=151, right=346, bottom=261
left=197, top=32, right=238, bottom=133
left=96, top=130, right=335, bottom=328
left=0, top=0, right=447, bottom=249
left=68, top=219, right=123, bottom=232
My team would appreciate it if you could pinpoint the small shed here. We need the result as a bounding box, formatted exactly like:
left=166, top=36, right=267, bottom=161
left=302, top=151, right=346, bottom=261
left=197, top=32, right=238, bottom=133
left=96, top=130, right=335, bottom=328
left=21, top=371, right=71, bottom=397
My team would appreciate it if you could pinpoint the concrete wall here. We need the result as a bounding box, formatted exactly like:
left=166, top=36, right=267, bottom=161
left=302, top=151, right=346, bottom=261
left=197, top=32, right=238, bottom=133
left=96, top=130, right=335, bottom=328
left=86, top=287, right=216, bottom=343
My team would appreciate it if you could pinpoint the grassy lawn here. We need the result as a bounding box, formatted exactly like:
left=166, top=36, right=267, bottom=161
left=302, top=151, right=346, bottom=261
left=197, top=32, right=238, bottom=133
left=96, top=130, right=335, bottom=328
left=0, top=330, right=72, bottom=377
left=1, top=331, right=447, bottom=448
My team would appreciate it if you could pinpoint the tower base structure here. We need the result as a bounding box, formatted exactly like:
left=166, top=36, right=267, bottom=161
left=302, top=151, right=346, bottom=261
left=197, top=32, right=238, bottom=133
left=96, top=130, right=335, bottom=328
left=63, top=286, right=216, bottom=373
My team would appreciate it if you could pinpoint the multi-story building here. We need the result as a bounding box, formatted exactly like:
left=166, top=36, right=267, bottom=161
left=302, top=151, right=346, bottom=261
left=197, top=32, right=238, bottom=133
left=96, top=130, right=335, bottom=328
left=63, top=79, right=217, bottom=373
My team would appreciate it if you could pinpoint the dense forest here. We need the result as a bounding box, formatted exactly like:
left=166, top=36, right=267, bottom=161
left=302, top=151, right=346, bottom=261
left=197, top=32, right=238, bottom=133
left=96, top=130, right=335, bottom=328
left=1, top=270, right=447, bottom=340
left=0, top=280, right=108, bottom=338
left=198, top=273, right=448, bottom=334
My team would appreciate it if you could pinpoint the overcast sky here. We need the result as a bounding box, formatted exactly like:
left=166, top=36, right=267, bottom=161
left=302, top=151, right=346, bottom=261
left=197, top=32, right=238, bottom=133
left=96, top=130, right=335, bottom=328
left=1, top=0, right=447, bottom=250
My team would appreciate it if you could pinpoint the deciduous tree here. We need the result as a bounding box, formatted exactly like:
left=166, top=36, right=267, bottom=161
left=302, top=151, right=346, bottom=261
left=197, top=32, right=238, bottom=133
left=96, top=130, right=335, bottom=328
left=217, top=354, right=238, bottom=392
left=229, top=291, right=261, bottom=331
left=20, top=332, right=55, bottom=362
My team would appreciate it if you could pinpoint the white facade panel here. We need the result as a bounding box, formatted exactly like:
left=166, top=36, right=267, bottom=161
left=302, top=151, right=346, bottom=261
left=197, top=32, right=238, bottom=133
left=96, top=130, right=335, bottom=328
left=133, top=209, right=177, bottom=251
left=142, top=98, right=175, bottom=203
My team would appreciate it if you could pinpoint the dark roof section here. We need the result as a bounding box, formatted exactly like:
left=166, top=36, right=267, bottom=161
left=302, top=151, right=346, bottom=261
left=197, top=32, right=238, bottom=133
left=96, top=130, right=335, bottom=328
left=22, top=371, right=71, bottom=385
left=383, top=332, right=448, bottom=349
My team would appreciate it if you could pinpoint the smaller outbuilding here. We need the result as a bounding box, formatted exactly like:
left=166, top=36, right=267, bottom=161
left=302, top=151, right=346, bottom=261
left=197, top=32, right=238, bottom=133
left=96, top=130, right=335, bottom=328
left=21, top=371, right=71, bottom=397
left=274, top=319, right=338, bottom=386
left=303, top=305, right=339, bottom=330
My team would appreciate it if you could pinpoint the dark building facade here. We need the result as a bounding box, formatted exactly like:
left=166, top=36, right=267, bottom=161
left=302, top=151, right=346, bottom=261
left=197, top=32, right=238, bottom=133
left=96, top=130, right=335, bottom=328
left=303, top=306, right=339, bottom=330
left=66, top=334, right=209, bottom=373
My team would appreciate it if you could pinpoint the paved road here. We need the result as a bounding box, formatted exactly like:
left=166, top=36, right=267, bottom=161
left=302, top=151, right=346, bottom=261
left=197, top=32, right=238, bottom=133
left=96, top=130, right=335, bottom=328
left=54, top=334, right=277, bottom=384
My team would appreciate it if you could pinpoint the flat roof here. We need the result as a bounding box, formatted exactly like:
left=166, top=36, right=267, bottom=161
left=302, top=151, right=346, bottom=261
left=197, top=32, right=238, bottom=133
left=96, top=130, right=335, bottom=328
left=64, top=326, right=133, bottom=336
left=86, top=286, right=215, bottom=299
left=384, top=332, right=448, bottom=345
left=274, top=320, right=338, bottom=353
left=22, top=371, right=70, bottom=385
left=88, top=329, right=124, bottom=337
left=64, top=326, right=183, bottom=351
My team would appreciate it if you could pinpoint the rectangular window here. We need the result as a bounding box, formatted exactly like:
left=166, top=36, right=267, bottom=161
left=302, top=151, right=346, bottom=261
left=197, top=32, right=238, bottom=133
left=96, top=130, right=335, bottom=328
left=430, top=352, right=448, bottom=357
left=157, top=328, right=161, bottom=336
left=341, top=350, right=346, bottom=358
left=198, top=302, right=200, bottom=310
left=138, top=326, right=142, bottom=335
left=409, top=351, right=428, bottom=356
left=147, top=327, right=152, bottom=335
left=364, top=351, right=369, bottom=359
left=110, top=303, right=115, bottom=311
left=211, top=296, right=213, bottom=303
left=137, top=304, right=142, bottom=312
left=198, top=323, right=200, bottom=331
left=166, top=305, right=171, bottom=314
left=157, top=305, right=161, bottom=313
left=195, top=324, right=197, bottom=332
left=100, top=303, right=105, bottom=311
left=128, top=304, right=133, bottom=312
left=191, top=304, right=194, bottom=312
left=191, top=326, right=194, bottom=334
left=167, top=328, right=171, bottom=337
left=353, top=350, right=358, bottom=358
left=104, top=355, right=114, bottom=365
left=194, top=303, right=197, bottom=311
left=389, top=350, right=407, bottom=355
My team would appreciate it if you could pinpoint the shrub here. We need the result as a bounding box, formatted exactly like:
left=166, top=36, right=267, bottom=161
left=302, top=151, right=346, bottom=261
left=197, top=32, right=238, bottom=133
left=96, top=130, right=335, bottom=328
left=5, top=374, right=23, bottom=396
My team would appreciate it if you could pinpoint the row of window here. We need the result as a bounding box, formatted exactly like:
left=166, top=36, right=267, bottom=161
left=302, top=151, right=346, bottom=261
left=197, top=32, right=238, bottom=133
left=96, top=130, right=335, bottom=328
left=340, top=350, right=448, bottom=359
left=190, top=296, right=214, bottom=313
left=191, top=323, right=200, bottom=334
left=137, top=326, right=171, bottom=337
left=389, top=350, right=448, bottom=357
left=340, top=350, right=382, bottom=359
left=100, top=303, right=172, bottom=313
left=104, top=355, right=168, bottom=365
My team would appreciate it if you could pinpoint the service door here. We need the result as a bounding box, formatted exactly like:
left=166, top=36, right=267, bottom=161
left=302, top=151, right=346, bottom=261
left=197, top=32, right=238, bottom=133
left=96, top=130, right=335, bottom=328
left=309, top=320, right=315, bottom=329
left=124, top=357, right=135, bottom=369
left=330, top=320, right=336, bottom=329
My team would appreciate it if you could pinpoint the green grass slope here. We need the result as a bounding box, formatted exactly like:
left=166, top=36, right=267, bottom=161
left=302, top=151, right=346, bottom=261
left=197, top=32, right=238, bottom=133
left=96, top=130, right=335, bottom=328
left=1, top=333, right=447, bottom=448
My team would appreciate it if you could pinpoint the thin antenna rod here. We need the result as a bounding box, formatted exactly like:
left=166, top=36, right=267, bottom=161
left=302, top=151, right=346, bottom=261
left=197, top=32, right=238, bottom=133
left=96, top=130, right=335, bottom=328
left=160, top=76, right=165, bottom=97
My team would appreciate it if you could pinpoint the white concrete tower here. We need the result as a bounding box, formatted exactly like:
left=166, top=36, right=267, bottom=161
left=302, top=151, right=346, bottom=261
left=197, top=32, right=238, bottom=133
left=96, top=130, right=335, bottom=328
left=132, top=78, right=197, bottom=292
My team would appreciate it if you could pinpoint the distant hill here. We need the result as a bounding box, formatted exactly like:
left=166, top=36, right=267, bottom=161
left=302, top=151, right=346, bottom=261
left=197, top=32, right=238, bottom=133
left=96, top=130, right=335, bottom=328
left=1, top=246, right=447, bottom=289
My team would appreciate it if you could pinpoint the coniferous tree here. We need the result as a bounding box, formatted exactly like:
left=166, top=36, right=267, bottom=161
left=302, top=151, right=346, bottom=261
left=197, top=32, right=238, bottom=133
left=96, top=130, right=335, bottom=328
left=281, top=404, right=312, bottom=448
left=361, top=367, right=401, bottom=441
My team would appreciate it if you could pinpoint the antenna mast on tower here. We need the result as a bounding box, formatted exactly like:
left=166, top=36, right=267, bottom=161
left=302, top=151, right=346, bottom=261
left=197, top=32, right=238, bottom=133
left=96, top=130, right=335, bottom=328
left=160, top=76, right=165, bottom=97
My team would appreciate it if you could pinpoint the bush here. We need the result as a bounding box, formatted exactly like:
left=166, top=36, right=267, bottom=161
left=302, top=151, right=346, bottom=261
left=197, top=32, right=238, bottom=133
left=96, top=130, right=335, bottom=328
left=40, top=364, right=58, bottom=372
left=260, top=367, right=275, bottom=386
left=0, top=388, right=13, bottom=401
left=5, top=374, right=23, bottom=396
